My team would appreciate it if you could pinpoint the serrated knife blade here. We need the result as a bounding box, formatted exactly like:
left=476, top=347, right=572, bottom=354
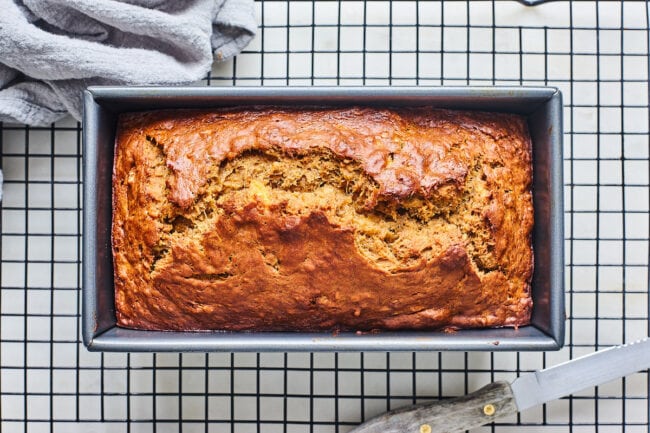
left=511, top=337, right=650, bottom=411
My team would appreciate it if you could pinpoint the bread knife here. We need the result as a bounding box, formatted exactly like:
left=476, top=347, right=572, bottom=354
left=350, top=337, right=650, bottom=433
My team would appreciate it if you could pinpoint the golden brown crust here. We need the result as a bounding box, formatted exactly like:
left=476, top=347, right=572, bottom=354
left=112, top=107, right=534, bottom=331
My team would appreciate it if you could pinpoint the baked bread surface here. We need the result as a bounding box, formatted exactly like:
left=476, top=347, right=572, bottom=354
left=112, top=107, right=534, bottom=331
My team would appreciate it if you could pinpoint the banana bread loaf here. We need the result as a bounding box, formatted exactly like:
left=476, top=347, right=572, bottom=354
left=112, top=107, right=534, bottom=331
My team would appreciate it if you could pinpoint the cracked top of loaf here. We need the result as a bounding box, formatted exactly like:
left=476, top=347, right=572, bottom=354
left=112, top=107, right=534, bottom=331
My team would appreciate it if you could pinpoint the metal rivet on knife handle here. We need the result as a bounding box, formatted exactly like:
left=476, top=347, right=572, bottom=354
left=483, top=404, right=496, bottom=416
left=419, top=424, right=432, bottom=433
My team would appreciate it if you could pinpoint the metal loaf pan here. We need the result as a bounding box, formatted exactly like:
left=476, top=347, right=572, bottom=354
left=83, top=86, right=564, bottom=352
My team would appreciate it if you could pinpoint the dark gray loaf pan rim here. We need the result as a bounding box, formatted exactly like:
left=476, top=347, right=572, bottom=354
left=82, top=86, right=564, bottom=352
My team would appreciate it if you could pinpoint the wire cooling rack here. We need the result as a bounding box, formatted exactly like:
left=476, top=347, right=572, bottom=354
left=1, top=1, right=649, bottom=432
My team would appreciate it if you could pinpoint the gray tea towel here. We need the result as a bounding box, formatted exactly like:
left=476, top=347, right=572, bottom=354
left=0, top=0, right=257, bottom=126
left=0, top=0, right=257, bottom=202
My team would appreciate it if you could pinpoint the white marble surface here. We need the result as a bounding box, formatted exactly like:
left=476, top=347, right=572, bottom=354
left=1, top=1, right=649, bottom=432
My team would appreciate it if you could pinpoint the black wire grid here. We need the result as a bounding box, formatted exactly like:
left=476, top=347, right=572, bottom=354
left=1, top=1, right=649, bottom=432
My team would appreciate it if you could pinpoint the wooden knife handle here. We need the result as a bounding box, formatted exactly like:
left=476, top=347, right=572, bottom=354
left=351, top=381, right=518, bottom=433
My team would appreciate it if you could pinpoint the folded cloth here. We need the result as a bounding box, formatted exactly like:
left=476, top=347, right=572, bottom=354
left=0, top=0, right=257, bottom=126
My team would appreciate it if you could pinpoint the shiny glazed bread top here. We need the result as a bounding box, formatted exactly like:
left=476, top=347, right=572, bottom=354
left=112, top=107, right=533, bottom=331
